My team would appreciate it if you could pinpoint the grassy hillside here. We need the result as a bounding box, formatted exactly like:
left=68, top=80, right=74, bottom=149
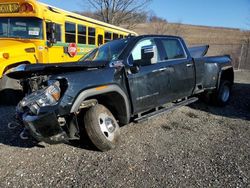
left=134, top=23, right=246, bottom=45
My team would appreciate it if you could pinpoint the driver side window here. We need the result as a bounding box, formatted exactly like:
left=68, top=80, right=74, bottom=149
left=46, top=22, right=62, bottom=42
left=132, top=39, right=154, bottom=61
left=128, top=38, right=158, bottom=65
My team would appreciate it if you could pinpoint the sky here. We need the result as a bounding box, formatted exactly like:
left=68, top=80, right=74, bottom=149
left=39, top=0, right=249, bottom=30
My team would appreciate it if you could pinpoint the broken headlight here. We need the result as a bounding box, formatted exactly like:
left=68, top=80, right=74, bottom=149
left=19, top=81, right=61, bottom=115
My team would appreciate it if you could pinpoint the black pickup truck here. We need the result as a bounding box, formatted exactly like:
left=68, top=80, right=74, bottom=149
left=7, top=35, right=234, bottom=151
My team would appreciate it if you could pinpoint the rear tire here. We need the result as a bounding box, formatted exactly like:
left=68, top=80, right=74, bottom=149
left=84, top=104, right=120, bottom=151
left=211, top=80, right=232, bottom=106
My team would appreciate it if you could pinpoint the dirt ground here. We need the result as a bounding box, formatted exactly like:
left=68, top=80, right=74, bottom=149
left=0, top=71, right=249, bottom=187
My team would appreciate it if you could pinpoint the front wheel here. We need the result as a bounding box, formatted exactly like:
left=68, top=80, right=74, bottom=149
left=84, top=104, right=120, bottom=151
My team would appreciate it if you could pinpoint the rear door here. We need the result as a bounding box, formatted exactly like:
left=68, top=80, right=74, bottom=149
left=156, top=38, right=195, bottom=101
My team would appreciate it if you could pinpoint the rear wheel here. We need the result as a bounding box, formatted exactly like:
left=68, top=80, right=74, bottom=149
left=211, top=80, right=232, bottom=106
left=84, top=104, right=120, bottom=151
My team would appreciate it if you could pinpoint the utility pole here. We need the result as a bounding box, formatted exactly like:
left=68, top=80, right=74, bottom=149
left=245, top=38, right=250, bottom=70
left=238, top=44, right=244, bottom=70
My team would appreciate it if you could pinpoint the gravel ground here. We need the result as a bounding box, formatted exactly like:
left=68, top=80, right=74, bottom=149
left=0, top=71, right=249, bottom=187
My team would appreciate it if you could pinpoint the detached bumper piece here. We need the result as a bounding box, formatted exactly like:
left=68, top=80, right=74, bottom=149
left=23, top=112, right=68, bottom=144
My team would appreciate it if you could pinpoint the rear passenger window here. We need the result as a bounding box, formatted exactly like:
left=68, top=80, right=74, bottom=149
left=88, top=27, right=96, bottom=45
left=160, top=39, right=186, bottom=60
left=65, top=22, right=76, bottom=43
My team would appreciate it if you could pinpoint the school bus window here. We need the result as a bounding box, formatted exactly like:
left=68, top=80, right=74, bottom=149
left=65, top=22, right=76, bottom=43
left=55, top=24, right=62, bottom=42
left=113, top=33, right=119, bottom=40
left=78, top=25, right=86, bottom=44
left=105, top=31, right=112, bottom=43
left=0, top=18, right=8, bottom=36
left=88, top=27, right=95, bottom=45
left=0, top=17, right=43, bottom=39
left=46, top=23, right=62, bottom=42
left=120, top=34, right=124, bottom=38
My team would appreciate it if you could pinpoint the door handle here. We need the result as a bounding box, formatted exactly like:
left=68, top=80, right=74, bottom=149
left=152, top=67, right=173, bottom=73
left=159, top=67, right=167, bottom=71
left=152, top=67, right=167, bottom=73
left=186, top=63, right=193, bottom=67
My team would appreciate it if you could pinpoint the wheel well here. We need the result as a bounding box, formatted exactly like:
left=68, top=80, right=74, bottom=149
left=220, top=68, right=234, bottom=85
left=3, top=61, right=30, bottom=74
left=85, top=92, right=129, bottom=125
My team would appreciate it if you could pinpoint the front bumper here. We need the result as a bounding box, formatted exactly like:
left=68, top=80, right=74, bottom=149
left=22, top=111, right=69, bottom=144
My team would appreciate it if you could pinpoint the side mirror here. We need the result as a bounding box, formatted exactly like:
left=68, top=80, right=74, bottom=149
left=128, top=45, right=157, bottom=74
left=142, top=45, right=154, bottom=60
left=139, top=45, right=156, bottom=66
left=47, top=22, right=57, bottom=46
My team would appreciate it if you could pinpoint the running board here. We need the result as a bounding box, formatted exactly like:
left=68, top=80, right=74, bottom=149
left=134, top=97, right=198, bottom=123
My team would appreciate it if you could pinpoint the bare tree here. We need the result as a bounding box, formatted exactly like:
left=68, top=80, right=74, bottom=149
left=81, top=0, right=151, bottom=28
left=75, top=11, right=100, bottom=20
left=149, top=15, right=168, bottom=35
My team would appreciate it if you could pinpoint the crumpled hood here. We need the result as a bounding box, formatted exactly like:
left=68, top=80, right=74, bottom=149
left=6, top=61, right=108, bottom=79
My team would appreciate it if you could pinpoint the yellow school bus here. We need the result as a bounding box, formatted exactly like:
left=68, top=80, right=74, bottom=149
left=0, top=0, right=137, bottom=88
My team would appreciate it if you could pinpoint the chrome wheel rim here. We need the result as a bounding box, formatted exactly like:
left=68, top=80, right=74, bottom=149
left=98, top=113, right=117, bottom=142
left=222, top=85, right=230, bottom=102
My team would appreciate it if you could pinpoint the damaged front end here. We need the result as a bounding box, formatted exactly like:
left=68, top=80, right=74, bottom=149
left=16, top=77, right=72, bottom=144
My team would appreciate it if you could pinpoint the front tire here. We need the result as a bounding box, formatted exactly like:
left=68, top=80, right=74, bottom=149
left=84, top=104, right=120, bottom=151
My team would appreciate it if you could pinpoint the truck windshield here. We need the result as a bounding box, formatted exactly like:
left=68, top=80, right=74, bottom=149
left=80, top=39, right=129, bottom=62
left=0, top=17, right=43, bottom=39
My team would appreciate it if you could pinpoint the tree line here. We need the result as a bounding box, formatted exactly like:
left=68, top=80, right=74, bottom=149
left=78, top=0, right=182, bottom=35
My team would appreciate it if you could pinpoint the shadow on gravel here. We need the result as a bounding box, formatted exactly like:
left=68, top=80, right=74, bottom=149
left=0, top=105, right=39, bottom=148
left=68, top=121, right=100, bottom=151
left=190, top=83, right=250, bottom=121
left=0, top=89, right=24, bottom=106
left=69, top=140, right=100, bottom=152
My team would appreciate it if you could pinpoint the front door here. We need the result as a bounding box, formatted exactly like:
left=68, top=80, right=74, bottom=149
left=127, top=38, right=171, bottom=114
